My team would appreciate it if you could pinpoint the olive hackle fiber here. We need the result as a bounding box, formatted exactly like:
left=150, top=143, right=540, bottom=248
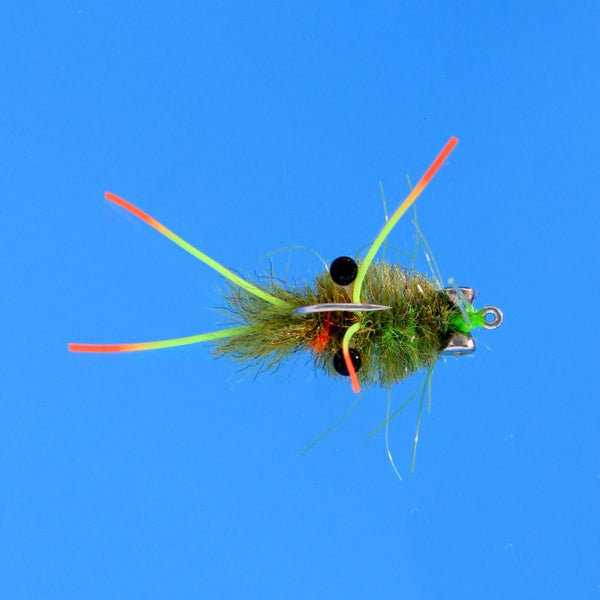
left=214, top=261, right=463, bottom=388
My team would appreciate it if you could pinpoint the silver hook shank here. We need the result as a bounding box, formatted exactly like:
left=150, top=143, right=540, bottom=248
left=294, top=303, right=391, bottom=316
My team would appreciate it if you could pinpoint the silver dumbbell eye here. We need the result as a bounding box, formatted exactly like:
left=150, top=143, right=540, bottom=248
left=443, top=286, right=475, bottom=304
left=441, top=333, right=476, bottom=356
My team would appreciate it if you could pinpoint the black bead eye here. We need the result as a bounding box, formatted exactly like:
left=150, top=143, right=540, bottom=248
left=329, top=256, right=358, bottom=286
left=333, top=348, right=361, bottom=376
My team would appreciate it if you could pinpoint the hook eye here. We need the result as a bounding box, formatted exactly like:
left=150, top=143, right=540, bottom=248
left=482, top=306, right=503, bottom=329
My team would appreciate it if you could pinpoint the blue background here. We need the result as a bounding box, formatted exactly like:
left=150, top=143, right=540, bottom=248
left=2, top=3, right=599, bottom=598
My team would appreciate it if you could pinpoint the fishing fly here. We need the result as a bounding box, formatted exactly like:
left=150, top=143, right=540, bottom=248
left=69, top=137, right=503, bottom=472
